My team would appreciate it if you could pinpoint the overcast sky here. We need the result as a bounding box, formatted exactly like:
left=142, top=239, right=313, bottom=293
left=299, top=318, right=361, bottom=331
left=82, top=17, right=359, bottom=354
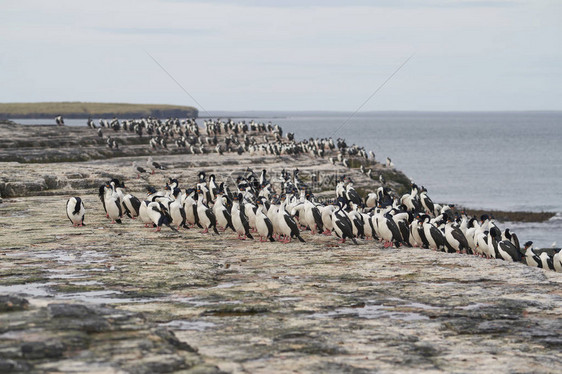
left=1, top=0, right=561, bottom=111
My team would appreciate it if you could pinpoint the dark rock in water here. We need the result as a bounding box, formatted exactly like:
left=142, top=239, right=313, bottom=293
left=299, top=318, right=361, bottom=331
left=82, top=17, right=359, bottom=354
left=0, top=295, right=29, bottom=312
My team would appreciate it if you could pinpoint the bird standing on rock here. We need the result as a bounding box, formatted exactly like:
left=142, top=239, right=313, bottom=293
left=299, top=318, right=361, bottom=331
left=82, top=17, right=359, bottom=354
left=132, top=161, right=147, bottom=178
left=55, top=115, right=64, bottom=126
left=66, top=197, right=85, bottom=226
left=147, top=156, right=166, bottom=174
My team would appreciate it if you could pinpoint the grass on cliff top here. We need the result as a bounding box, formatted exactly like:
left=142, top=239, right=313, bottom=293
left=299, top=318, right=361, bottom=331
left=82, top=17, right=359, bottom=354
left=0, top=102, right=197, bottom=117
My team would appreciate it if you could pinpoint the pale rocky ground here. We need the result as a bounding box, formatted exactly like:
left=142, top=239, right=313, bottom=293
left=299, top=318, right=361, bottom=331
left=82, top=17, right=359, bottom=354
left=0, top=122, right=561, bottom=373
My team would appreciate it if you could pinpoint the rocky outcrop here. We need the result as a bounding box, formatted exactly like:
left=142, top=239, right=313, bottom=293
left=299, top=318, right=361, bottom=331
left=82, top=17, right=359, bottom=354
left=0, top=296, right=222, bottom=373
left=1, top=123, right=560, bottom=373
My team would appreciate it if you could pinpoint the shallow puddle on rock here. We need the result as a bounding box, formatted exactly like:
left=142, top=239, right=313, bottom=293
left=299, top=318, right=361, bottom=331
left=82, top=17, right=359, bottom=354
left=0, top=282, right=154, bottom=304
left=34, top=249, right=108, bottom=264
left=210, top=282, right=240, bottom=289
left=172, top=296, right=243, bottom=307
left=309, top=302, right=430, bottom=321
left=160, top=320, right=217, bottom=331
left=458, top=302, right=492, bottom=310
left=0, top=282, right=55, bottom=297
left=386, top=297, right=442, bottom=310
left=46, top=270, right=88, bottom=279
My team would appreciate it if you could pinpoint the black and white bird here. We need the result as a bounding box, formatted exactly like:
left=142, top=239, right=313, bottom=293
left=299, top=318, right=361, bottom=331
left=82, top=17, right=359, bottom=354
left=147, top=201, right=177, bottom=232
left=553, top=251, right=562, bottom=272
left=331, top=198, right=357, bottom=244
left=419, top=187, right=434, bottom=215
left=123, top=193, right=141, bottom=219
left=147, top=156, right=165, bottom=174
left=66, top=197, right=85, bottom=226
left=443, top=214, right=469, bottom=253
left=374, top=208, right=402, bottom=248
left=132, top=162, right=147, bottom=179
left=502, top=228, right=520, bottom=253
left=107, top=136, right=118, bottom=149
left=420, top=214, right=445, bottom=251
left=276, top=196, right=305, bottom=243
left=196, top=189, right=219, bottom=234
left=213, top=192, right=235, bottom=232
left=489, top=227, right=522, bottom=262
left=168, top=188, right=188, bottom=230
left=345, top=180, right=363, bottom=206
left=256, top=200, right=275, bottom=242
left=183, top=189, right=201, bottom=228
left=231, top=193, right=254, bottom=240
left=55, top=115, right=64, bottom=126
left=523, top=242, right=543, bottom=268
left=386, top=157, right=393, bottom=168
left=103, top=182, right=122, bottom=224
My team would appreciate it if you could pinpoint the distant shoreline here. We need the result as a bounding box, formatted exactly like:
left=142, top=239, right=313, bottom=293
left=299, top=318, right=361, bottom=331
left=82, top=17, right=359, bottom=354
left=0, top=102, right=198, bottom=119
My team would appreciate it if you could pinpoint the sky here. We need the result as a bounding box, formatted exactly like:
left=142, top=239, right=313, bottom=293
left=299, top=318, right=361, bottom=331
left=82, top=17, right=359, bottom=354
left=1, top=0, right=561, bottom=111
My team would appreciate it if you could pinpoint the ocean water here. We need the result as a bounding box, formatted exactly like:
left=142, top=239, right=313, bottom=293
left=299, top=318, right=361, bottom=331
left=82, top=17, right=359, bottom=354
left=13, top=112, right=562, bottom=247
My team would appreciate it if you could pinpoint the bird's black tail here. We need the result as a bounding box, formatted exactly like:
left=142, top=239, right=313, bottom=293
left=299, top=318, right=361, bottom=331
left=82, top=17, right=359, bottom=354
left=115, top=219, right=122, bottom=224
left=213, top=225, right=220, bottom=235
left=268, top=236, right=275, bottom=242
left=297, top=235, right=305, bottom=243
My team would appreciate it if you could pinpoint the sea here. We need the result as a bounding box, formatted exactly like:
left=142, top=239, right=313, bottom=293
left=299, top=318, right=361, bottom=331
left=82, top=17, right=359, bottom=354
left=13, top=111, right=562, bottom=248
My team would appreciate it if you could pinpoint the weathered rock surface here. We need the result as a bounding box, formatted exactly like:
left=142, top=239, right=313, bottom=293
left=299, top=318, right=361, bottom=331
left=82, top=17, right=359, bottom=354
left=0, top=124, right=561, bottom=373
left=0, top=297, right=221, bottom=374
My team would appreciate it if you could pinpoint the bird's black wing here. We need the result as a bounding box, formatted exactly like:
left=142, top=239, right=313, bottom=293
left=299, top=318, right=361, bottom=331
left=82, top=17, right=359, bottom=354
left=98, top=185, right=107, bottom=212
left=130, top=195, right=141, bottom=215
left=452, top=228, right=469, bottom=251
left=72, top=197, right=82, bottom=215
left=499, top=241, right=522, bottom=262
left=312, top=207, right=323, bottom=232
left=223, top=209, right=235, bottom=231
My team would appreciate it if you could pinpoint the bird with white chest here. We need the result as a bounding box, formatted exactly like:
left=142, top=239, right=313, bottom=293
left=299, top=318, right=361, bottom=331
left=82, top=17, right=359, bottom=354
left=213, top=191, right=235, bottom=232
left=195, top=188, right=219, bottom=234
left=168, top=188, right=187, bottom=230
left=231, top=193, right=253, bottom=240
left=66, top=197, right=85, bottom=226
left=255, top=199, right=275, bottom=242
left=101, top=181, right=122, bottom=224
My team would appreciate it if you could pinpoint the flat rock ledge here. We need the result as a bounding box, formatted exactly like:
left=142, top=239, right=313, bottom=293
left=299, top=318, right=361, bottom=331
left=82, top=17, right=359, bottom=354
left=0, top=295, right=223, bottom=374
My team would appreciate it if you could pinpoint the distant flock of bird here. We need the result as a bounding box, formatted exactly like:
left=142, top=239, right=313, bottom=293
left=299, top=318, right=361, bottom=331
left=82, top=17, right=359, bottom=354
left=66, top=153, right=562, bottom=273
left=85, top=116, right=387, bottom=175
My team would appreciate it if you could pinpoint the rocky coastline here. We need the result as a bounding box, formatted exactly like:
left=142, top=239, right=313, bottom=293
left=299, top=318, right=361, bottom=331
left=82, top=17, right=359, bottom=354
left=0, top=121, right=561, bottom=373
